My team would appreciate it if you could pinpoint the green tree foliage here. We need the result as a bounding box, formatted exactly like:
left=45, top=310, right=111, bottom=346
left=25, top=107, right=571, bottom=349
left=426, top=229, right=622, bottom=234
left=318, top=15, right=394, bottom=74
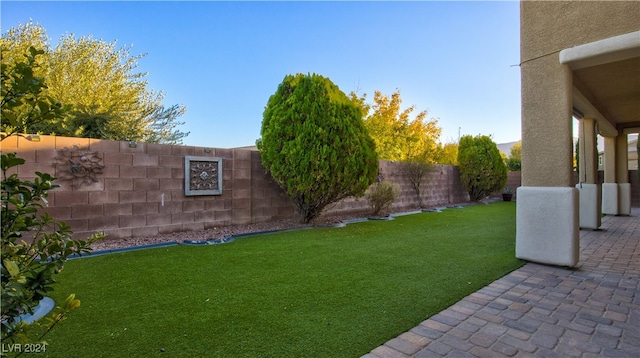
left=1, top=53, right=105, bottom=342
left=509, top=141, right=522, bottom=159
left=1, top=21, right=188, bottom=144
left=1, top=46, right=68, bottom=140
left=1, top=154, right=104, bottom=344
left=457, top=135, right=507, bottom=201
left=350, top=90, right=442, bottom=208
left=435, top=142, right=459, bottom=165
left=0, top=21, right=48, bottom=68
left=505, top=141, right=522, bottom=171
left=257, top=73, right=378, bottom=223
left=351, top=90, right=441, bottom=162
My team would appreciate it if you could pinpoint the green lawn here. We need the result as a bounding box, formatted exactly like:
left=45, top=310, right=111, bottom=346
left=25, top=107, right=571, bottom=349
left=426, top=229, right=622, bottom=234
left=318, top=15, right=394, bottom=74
left=38, top=202, right=522, bottom=357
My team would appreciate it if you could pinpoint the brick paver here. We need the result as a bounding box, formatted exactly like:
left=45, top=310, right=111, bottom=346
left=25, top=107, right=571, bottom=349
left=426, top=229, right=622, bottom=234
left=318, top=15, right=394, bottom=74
left=363, top=208, right=639, bottom=357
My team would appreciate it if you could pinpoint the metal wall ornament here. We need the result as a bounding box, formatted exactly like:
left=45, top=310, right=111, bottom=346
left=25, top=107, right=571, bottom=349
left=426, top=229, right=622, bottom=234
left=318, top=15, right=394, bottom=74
left=56, top=145, right=105, bottom=189
left=184, top=156, right=223, bottom=196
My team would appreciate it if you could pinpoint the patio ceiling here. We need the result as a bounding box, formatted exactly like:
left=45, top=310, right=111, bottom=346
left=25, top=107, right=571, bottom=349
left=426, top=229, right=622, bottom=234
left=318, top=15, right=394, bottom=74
left=561, top=31, right=640, bottom=136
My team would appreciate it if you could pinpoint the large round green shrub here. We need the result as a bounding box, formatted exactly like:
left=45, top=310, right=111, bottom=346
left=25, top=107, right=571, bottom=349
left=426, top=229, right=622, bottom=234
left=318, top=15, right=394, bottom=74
left=257, top=73, right=378, bottom=223
left=457, top=135, right=507, bottom=201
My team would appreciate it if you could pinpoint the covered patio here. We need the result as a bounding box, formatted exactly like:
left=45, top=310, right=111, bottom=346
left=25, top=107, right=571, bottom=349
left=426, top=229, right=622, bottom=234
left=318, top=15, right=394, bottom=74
left=364, top=2, right=639, bottom=356
left=364, top=208, right=639, bottom=357
left=516, top=1, right=639, bottom=267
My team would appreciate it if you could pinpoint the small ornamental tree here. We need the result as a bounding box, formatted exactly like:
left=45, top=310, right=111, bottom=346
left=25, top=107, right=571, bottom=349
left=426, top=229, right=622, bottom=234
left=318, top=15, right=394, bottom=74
left=257, top=73, right=378, bottom=223
left=401, top=159, right=435, bottom=209
left=457, top=135, right=507, bottom=201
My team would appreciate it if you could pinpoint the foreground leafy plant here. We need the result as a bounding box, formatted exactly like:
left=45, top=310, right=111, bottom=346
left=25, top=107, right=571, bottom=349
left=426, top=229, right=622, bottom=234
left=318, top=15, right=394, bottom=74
left=1, top=42, right=105, bottom=347
left=1, top=152, right=104, bottom=344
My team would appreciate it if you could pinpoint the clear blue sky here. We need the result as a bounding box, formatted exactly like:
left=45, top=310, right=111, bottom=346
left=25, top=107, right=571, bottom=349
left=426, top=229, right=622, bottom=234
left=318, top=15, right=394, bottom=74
left=2, top=1, right=522, bottom=148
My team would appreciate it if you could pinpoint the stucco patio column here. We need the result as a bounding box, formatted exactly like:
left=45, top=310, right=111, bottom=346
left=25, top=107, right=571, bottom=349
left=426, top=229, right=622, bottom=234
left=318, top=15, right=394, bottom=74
left=616, top=135, right=631, bottom=215
left=516, top=54, right=579, bottom=267
left=602, top=135, right=631, bottom=215
left=519, top=0, right=639, bottom=268
left=602, top=137, right=618, bottom=214
left=576, top=117, right=601, bottom=229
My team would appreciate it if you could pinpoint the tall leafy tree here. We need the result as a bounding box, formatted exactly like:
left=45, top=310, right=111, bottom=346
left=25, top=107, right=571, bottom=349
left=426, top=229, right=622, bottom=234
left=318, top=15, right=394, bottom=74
left=435, top=142, right=459, bottom=165
left=1, top=21, right=188, bottom=144
left=258, top=73, right=378, bottom=223
left=457, top=135, right=507, bottom=201
left=352, top=90, right=442, bottom=207
left=506, top=141, right=522, bottom=171
left=352, top=90, right=441, bottom=162
left=509, top=141, right=522, bottom=159
left=1, top=46, right=68, bottom=139
left=0, top=21, right=48, bottom=68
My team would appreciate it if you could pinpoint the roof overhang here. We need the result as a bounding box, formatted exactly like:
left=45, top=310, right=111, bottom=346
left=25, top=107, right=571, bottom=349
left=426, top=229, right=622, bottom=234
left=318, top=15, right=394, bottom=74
left=560, top=31, right=640, bottom=136
left=560, top=31, right=640, bottom=69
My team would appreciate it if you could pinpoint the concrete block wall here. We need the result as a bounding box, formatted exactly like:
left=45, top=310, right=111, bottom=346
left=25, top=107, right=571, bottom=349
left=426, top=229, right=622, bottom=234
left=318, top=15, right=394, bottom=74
left=2, top=135, right=469, bottom=242
left=294, top=162, right=470, bottom=219
left=249, top=150, right=297, bottom=223
left=378, top=162, right=469, bottom=210
left=504, top=171, right=522, bottom=200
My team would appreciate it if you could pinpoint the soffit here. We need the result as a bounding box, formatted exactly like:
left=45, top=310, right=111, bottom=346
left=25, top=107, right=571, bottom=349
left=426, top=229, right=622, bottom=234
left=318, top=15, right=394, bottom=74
left=560, top=31, right=640, bottom=136
left=573, top=57, right=640, bottom=134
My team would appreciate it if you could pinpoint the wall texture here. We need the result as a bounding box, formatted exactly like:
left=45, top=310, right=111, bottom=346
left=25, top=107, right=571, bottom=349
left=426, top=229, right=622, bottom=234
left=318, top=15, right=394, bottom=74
left=1, top=135, right=471, bottom=242
left=519, top=1, right=640, bottom=187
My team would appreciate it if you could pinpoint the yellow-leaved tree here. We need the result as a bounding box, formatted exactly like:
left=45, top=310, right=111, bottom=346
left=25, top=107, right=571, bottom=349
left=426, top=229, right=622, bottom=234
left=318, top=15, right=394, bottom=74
left=506, top=141, right=522, bottom=171
left=351, top=90, right=441, bottom=162
left=350, top=89, right=442, bottom=208
left=436, top=142, right=459, bottom=166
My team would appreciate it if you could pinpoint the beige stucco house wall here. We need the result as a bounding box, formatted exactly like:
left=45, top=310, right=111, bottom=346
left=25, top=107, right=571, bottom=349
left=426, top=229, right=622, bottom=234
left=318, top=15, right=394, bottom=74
left=518, top=1, right=639, bottom=266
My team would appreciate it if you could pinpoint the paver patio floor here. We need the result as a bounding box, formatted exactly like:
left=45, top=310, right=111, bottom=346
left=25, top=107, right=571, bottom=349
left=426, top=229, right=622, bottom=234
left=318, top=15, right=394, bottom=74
left=363, top=207, right=639, bottom=358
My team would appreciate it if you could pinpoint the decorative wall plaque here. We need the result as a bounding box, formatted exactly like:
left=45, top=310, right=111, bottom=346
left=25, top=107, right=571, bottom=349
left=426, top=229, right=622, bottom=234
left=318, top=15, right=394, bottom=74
left=56, top=145, right=105, bottom=189
left=184, top=156, right=222, bottom=196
